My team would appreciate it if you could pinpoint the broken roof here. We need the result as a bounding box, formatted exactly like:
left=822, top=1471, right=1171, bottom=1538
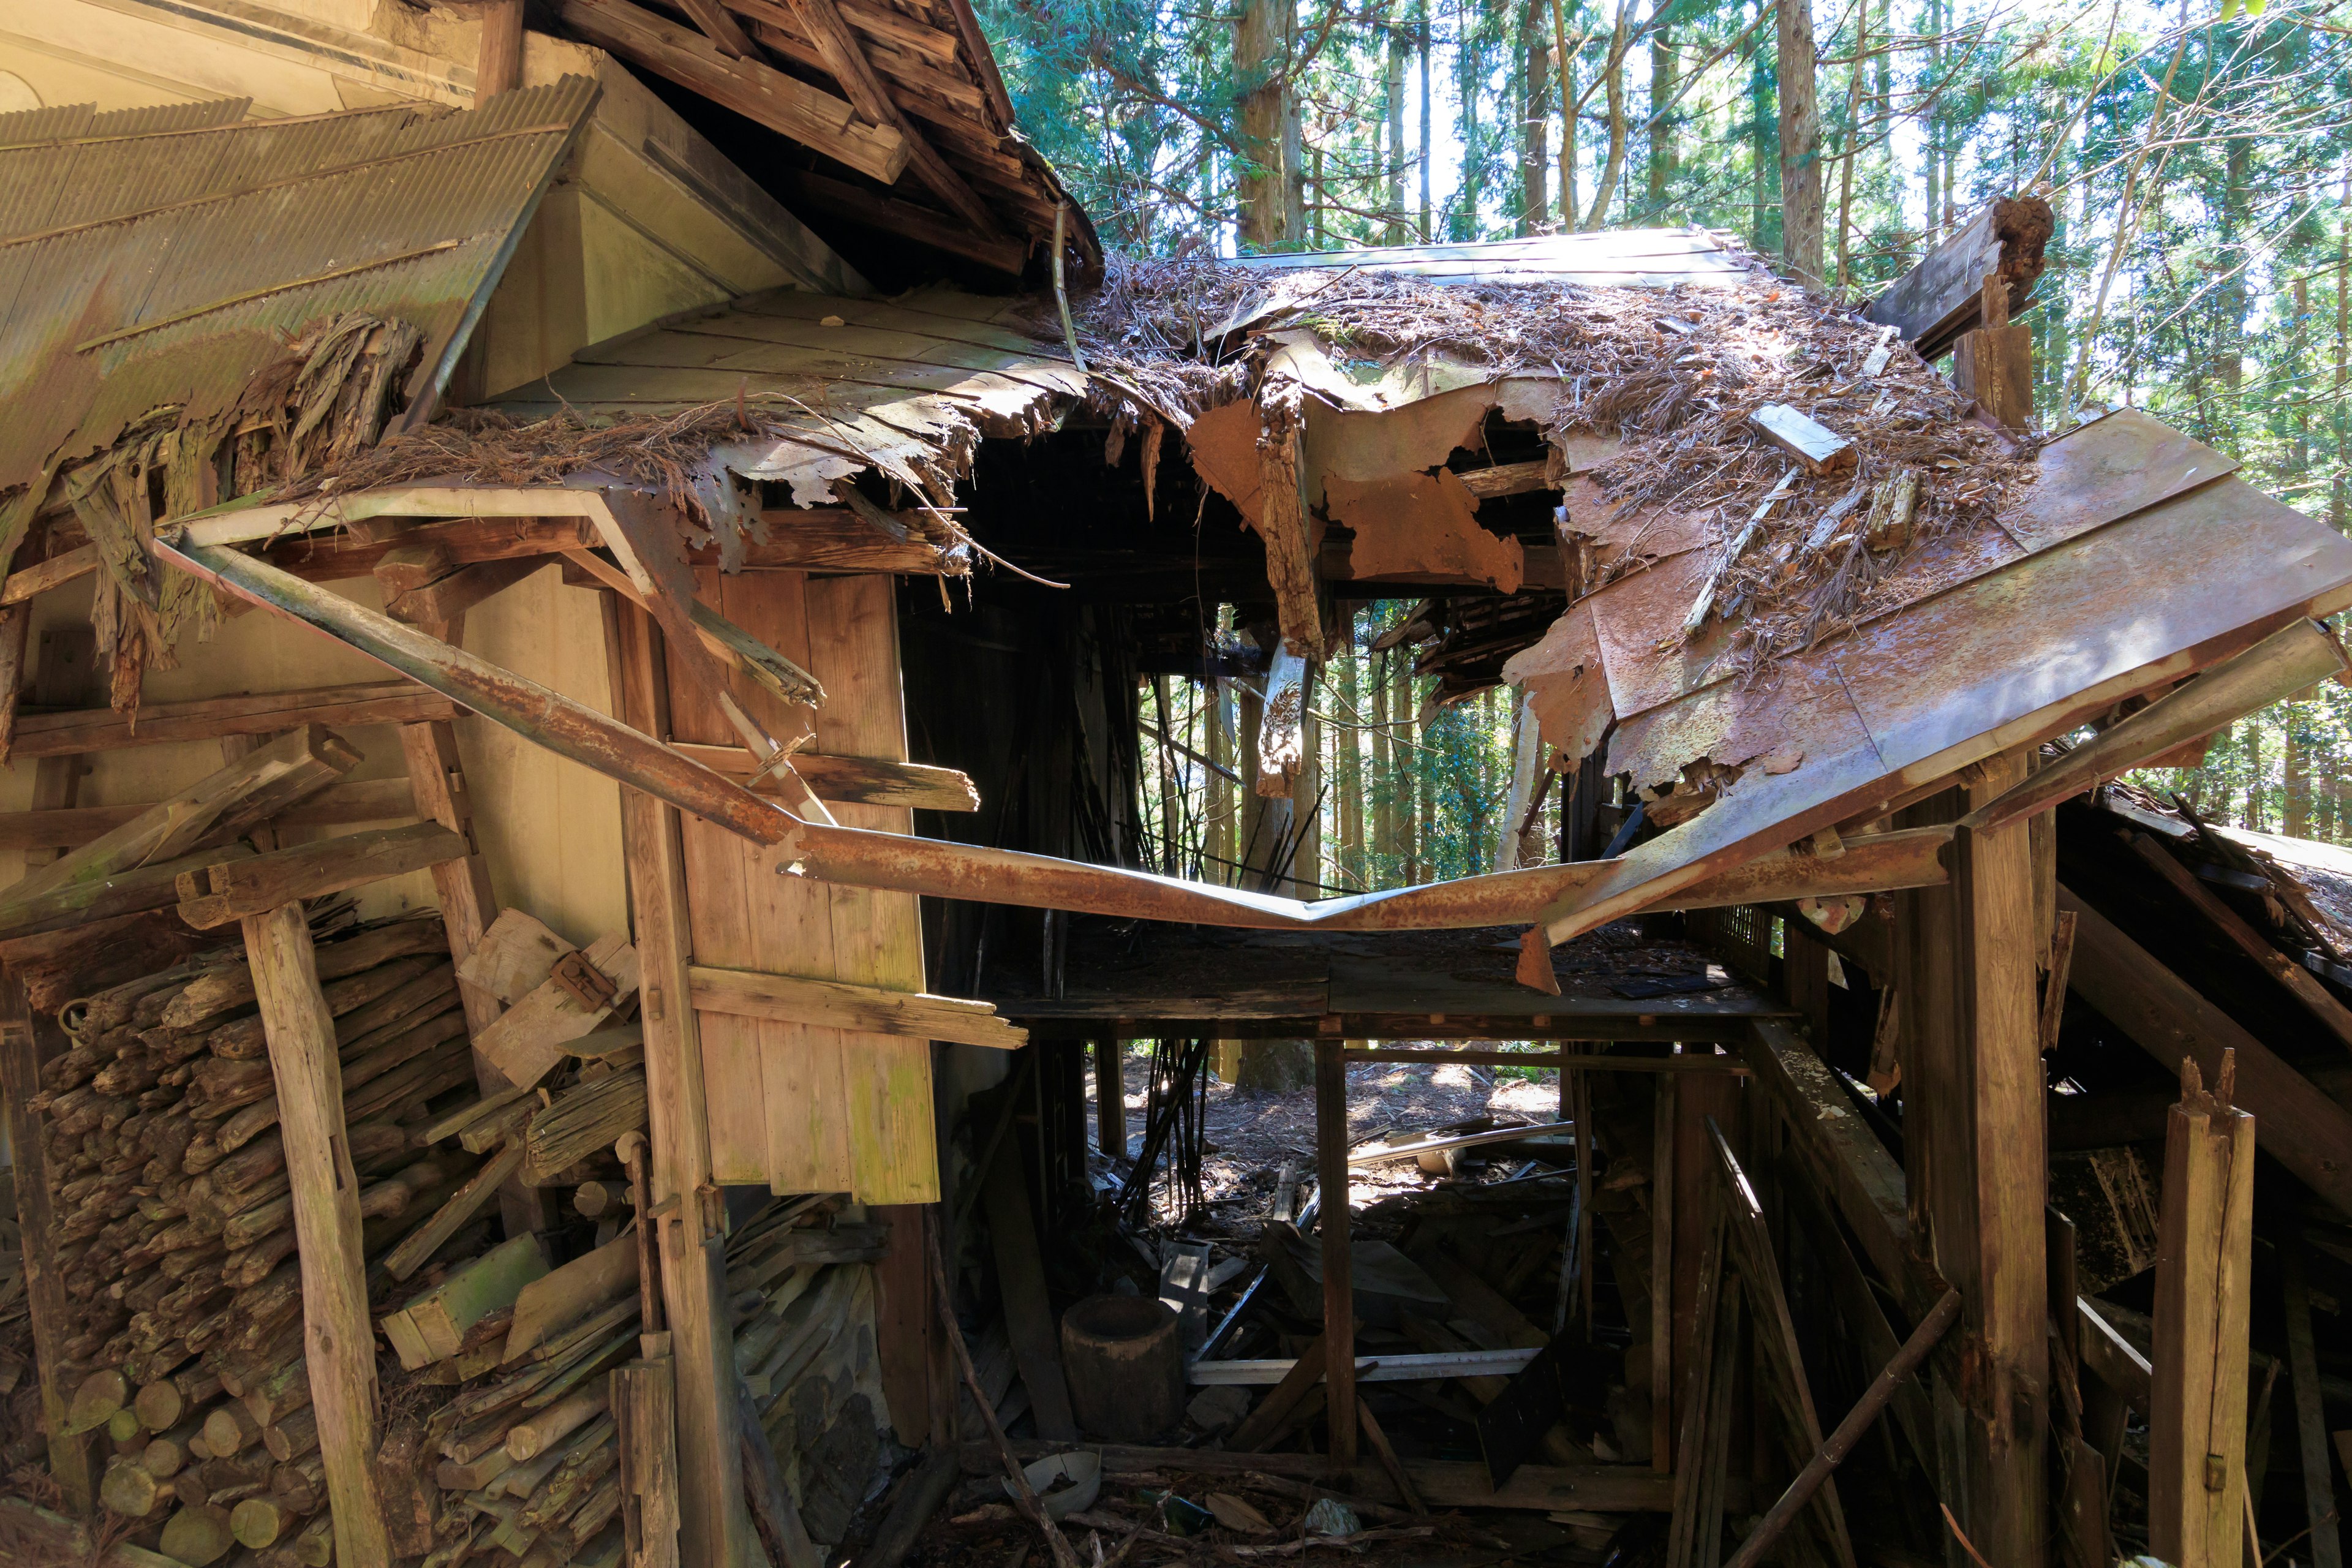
left=96, top=225, right=2352, bottom=951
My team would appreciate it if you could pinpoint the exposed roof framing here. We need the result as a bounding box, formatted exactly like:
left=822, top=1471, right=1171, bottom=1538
left=558, top=0, right=1096, bottom=274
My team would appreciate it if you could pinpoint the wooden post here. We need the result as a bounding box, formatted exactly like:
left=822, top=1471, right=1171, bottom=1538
left=0, top=972, right=94, bottom=1510
left=615, top=1355, right=682, bottom=1568
left=399, top=718, right=545, bottom=1238
left=1314, top=1038, right=1357, bottom=1467
left=2281, top=1233, right=2343, bottom=1568
left=2149, top=1055, right=2255, bottom=1568
left=1951, top=274, right=2034, bottom=432
left=1894, top=756, right=2048, bottom=1565
left=1095, top=1033, right=1125, bottom=1158
left=606, top=598, right=752, bottom=1568
left=22, top=628, right=96, bottom=868
left=475, top=0, right=526, bottom=98
left=241, top=902, right=391, bottom=1568
left=1649, top=1066, right=1675, bottom=1472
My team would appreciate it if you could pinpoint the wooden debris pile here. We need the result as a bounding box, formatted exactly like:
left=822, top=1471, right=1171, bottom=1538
left=726, top=1196, right=893, bottom=1551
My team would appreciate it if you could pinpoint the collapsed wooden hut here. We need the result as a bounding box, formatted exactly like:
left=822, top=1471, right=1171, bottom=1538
left=0, top=8, right=2344, bottom=1568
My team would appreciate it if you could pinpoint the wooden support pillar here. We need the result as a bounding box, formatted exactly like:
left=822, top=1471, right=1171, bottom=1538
left=0, top=972, right=93, bottom=1511
left=1894, top=755, right=2048, bottom=1567
left=1314, top=1038, right=1357, bottom=1468
left=1095, top=1033, right=1125, bottom=1158
left=475, top=0, right=525, bottom=99
left=2281, top=1232, right=2343, bottom=1568
left=2149, top=1060, right=2254, bottom=1568
left=1649, top=1066, right=1676, bottom=1472
left=607, top=598, right=753, bottom=1568
left=399, top=717, right=545, bottom=1240
left=241, top=902, right=392, bottom=1568
left=1951, top=274, right=2034, bottom=432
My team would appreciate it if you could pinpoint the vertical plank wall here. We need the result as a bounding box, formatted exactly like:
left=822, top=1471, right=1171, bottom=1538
left=668, top=570, right=938, bottom=1202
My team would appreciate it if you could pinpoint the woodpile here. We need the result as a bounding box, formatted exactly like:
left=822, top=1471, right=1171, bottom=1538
left=25, top=910, right=643, bottom=1568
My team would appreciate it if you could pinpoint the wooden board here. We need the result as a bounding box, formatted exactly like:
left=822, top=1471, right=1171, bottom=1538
left=0, top=975, right=93, bottom=1509
left=10, top=681, right=457, bottom=756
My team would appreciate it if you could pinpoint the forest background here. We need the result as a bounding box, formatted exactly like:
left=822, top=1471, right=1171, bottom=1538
left=973, top=0, right=2351, bottom=889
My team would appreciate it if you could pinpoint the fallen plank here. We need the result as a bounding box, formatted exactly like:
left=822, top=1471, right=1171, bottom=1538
left=11, top=680, right=458, bottom=756
left=688, top=963, right=1023, bottom=1050
left=1341, top=1047, right=1749, bottom=1074
left=176, top=822, right=470, bottom=930
left=1188, top=1349, right=1539, bottom=1386
left=1348, top=1121, right=1575, bottom=1166
left=473, top=933, right=640, bottom=1090
left=963, top=1440, right=1688, bottom=1512
left=1747, top=405, right=1856, bottom=475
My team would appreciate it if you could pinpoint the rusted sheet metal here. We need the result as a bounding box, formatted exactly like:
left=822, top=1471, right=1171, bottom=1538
left=1227, top=228, right=1757, bottom=288
left=1999, top=408, right=2238, bottom=554
left=1520, top=470, right=2352, bottom=944
left=0, top=80, right=598, bottom=503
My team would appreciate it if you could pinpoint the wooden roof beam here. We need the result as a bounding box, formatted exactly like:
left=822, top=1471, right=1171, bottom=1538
left=775, top=168, right=1027, bottom=274
left=1864, top=196, right=2056, bottom=361
left=560, top=0, right=910, bottom=183
left=764, top=0, right=1007, bottom=239
left=677, top=0, right=759, bottom=55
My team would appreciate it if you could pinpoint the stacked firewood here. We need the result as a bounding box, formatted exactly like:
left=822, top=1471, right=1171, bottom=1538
left=725, top=1200, right=891, bottom=1549
left=30, top=914, right=494, bottom=1565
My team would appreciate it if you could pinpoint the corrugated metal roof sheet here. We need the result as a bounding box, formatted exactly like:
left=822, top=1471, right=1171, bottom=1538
left=0, top=77, right=601, bottom=507
left=1226, top=228, right=1760, bottom=288
left=486, top=282, right=1087, bottom=505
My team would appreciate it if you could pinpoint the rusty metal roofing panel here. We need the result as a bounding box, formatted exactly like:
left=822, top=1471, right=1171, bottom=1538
left=1517, top=451, right=2352, bottom=945
left=1227, top=228, right=1759, bottom=288
left=0, top=77, right=600, bottom=499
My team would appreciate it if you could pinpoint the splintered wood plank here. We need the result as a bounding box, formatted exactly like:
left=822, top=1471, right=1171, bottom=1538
left=804, top=574, right=937, bottom=1204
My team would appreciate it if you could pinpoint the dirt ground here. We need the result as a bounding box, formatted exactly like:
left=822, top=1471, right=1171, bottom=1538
left=1088, top=1049, right=1572, bottom=1229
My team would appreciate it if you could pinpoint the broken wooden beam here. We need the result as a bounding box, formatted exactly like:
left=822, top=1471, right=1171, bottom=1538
left=176, top=822, right=471, bottom=930
left=258, top=518, right=600, bottom=582
left=0, top=843, right=256, bottom=944
left=556, top=0, right=911, bottom=182
left=769, top=170, right=1030, bottom=276
left=1965, top=619, right=2348, bottom=834
left=1864, top=196, right=2056, bottom=360
left=1347, top=1120, right=1574, bottom=1166
left=1722, top=1290, right=1961, bottom=1568
left=1340, top=1046, right=1749, bottom=1073
left=672, top=742, right=978, bottom=813
left=1254, top=648, right=1309, bottom=799
left=10, top=680, right=458, bottom=756
left=688, top=964, right=1025, bottom=1049
left=1188, top=1349, right=1538, bottom=1385
left=2060, top=886, right=2352, bottom=1217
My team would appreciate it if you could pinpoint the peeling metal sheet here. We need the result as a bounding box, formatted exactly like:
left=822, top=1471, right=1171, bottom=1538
left=0, top=80, right=600, bottom=505
left=1325, top=471, right=1523, bottom=590
left=1524, top=466, right=2352, bottom=944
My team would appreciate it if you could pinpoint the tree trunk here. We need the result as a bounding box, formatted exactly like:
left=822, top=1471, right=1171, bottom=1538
left=1283, top=78, right=1308, bottom=244
left=1235, top=0, right=1290, bottom=247
left=1551, top=0, right=1575, bottom=224
left=1208, top=680, right=1234, bottom=883
left=1835, top=3, right=1864, bottom=290
left=1777, top=0, right=1823, bottom=285
left=1521, top=0, right=1550, bottom=230
left=1386, top=22, right=1409, bottom=239
left=2285, top=701, right=2310, bottom=839
left=1646, top=24, right=1676, bottom=211
left=1370, top=650, right=1393, bottom=884
left=2337, top=165, right=2349, bottom=532
left=1233, top=1041, right=1314, bottom=1091
left=1337, top=632, right=1365, bottom=888
left=1580, top=2, right=1628, bottom=230
left=1749, top=0, right=1772, bottom=250
left=1417, top=0, right=1434, bottom=239
left=1455, top=0, right=1478, bottom=237
left=2245, top=725, right=2264, bottom=831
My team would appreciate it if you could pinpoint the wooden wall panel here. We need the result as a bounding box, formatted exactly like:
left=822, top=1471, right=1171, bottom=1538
left=669, top=568, right=935, bottom=1200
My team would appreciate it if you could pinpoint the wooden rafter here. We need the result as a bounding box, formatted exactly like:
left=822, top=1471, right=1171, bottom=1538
left=769, top=0, right=1005, bottom=238
left=560, top=0, right=910, bottom=183
left=775, top=167, right=1027, bottom=273
left=677, top=0, right=758, bottom=55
